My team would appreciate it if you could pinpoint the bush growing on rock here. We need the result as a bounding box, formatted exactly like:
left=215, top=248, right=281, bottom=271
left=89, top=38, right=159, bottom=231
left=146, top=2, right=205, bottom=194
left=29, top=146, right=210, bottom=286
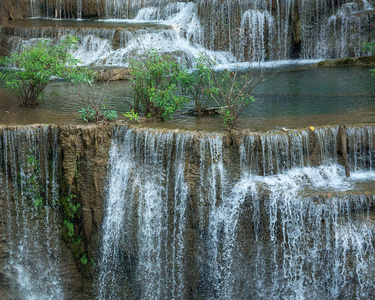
left=204, top=66, right=264, bottom=130
left=362, top=41, right=375, bottom=77
left=0, top=35, right=93, bottom=108
left=180, top=53, right=215, bottom=115
left=127, top=49, right=265, bottom=129
left=128, top=49, right=189, bottom=120
left=185, top=54, right=265, bottom=130
left=73, top=81, right=118, bottom=123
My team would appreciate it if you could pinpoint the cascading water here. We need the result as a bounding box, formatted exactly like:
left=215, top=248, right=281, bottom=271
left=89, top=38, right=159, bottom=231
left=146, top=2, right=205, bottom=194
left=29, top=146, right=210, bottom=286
left=97, top=125, right=375, bottom=299
left=347, top=126, right=375, bottom=170
left=15, top=0, right=374, bottom=67
left=77, top=0, right=83, bottom=19
left=0, top=126, right=63, bottom=299
left=97, top=127, right=191, bottom=299
left=239, top=10, right=274, bottom=62
left=240, top=173, right=375, bottom=299
left=0, top=124, right=374, bottom=299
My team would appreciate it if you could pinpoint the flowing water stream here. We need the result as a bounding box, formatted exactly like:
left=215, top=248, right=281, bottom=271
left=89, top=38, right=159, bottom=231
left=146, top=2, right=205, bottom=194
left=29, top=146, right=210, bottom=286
left=95, top=125, right=375, bottom=299
left=0, top=124, right=374, bottom=299
left=0, top=126, right=63, bottom=299
left=2, top=0, right=375, bottom=67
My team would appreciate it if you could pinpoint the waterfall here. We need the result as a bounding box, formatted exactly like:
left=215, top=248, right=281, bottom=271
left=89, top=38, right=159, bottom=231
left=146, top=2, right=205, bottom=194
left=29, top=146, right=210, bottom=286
left=239, top=10, right=274, bottom=62
left=97, top=125, right=375, bottom=299
left=0, top=124, right=374, bottom=298
left=97, top=127, right=191, bottom=299
left=0, top=126, right=63, bottom=299
left=20, top=0, right=375, bottom=65
left=77, top=0, right=83, bottom=19
left=244, top=175, right=375, bottom=299
left=30, top=0, right=39, bottom=18
left=347, top=126, right=375, bottom=171
left=2, top=24, right=233, bottom=67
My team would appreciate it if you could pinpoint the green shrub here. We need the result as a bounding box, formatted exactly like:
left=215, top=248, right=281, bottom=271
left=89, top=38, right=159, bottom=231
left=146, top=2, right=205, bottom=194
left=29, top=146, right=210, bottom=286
left=0, top=35, right=93, bottom=108
left=124, top=108, right=139, bottom=121
left=181, top=55, right=264, bottom=129
left=362, top=41, right=375, bottom=55
left=362, top=42, right=375, bottom=77
left=61, top=194, right=81, bottom=243
left=73, top=81, right=118, bottom=123
left=128, top=49, right=188, bottom=120
left=180, top=54, right=215, bottom=114
left=80, top=253, right=88, bottom=266
left=79, top=106, right=118, bottom=123
left=203, top=66, right=264, bottom=130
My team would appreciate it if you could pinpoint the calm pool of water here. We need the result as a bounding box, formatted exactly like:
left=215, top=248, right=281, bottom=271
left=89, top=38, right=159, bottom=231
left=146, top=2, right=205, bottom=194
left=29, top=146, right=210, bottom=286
left=1, top=65, right=374, bottom=131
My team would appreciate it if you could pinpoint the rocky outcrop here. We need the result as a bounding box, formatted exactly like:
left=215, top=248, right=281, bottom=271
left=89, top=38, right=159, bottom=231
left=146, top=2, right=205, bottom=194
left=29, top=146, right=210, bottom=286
left=0, top=0, right=28, bottom=55
left=59, top=124, right=113, bottom=259
left=0, top=0, right=30, bottom=25
left=94, top=68, right=132, bottom=81
left=316, top=55, right=375, bottom=67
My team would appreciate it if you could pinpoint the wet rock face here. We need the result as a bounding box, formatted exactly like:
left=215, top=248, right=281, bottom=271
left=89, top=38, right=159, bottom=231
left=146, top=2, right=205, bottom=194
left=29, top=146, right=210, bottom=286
left=0, top=0, right=29, bottom=24
left=0, top=210, right=13, bottom=300
left=0, top=0, right=27, bottom=56
left=59, top=124, right=113, bottom=260
left=0, top=125, right=93, bottom=299
left=316, top=55, right=375, bottom=67
left=0, top=124, right=114, bottom=299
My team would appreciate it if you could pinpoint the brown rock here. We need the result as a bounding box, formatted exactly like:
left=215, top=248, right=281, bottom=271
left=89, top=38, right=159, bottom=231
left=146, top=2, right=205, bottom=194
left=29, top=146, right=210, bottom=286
left=94, top=68, right=133, bottom=81
left=316, top=55, right=375, bottom=67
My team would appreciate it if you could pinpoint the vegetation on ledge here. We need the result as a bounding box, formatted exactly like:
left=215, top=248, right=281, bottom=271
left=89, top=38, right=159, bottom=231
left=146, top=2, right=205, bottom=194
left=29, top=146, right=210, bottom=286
left=0, top=35, right=93, bottom=108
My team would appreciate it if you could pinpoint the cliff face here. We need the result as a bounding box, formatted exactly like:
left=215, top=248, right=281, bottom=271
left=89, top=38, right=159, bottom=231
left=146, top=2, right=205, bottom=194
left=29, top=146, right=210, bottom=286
left=0, top=123, right=113, bottom=299
left=59, top=124, right=112, bottom=262
left=0, top=0, right=29, bottom=25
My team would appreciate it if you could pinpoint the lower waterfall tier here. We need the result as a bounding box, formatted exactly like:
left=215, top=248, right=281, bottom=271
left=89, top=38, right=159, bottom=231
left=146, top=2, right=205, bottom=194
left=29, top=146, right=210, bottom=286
left=0, top=123, right=374, bottom=299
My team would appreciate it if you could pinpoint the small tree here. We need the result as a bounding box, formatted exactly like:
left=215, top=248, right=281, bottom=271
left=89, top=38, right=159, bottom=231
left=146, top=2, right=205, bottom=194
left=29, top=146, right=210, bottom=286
left=362, top=42, right=375, bottom=77
left=205, top=67, right=264, bottom=130
left=73, top=81, right=118, bottom=123
left=180, top=54, right=215, bottom=115
left=128, top=49, right=188, bottom=120
left=0, top=36, right=93, bottom=108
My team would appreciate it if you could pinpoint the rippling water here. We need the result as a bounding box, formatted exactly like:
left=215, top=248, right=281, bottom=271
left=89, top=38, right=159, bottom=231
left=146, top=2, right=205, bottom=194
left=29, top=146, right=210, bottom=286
left=1, top=66, right=374, bottom=130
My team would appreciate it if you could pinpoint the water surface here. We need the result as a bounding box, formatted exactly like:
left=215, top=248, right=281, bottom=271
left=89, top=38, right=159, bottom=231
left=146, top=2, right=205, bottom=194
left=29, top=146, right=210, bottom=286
left=1, top=66, right=374, bottom=131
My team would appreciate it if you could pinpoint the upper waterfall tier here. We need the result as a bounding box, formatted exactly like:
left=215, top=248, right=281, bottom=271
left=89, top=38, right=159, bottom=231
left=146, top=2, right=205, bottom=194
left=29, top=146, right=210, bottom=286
left=21, top=0, right=375, bottom=63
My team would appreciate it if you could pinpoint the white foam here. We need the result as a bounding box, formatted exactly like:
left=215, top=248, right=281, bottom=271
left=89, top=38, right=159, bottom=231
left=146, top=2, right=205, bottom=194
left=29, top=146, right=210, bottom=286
left=215, top=59, right=323, bottom=71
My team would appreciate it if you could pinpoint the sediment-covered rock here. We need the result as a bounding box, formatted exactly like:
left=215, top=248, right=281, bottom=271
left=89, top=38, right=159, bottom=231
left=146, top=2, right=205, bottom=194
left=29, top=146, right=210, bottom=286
left=0, top=0, right=29, bottom=25
left=316, top=55, right=375, bottom=67
left=94, top=68, right=132, bottom=81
